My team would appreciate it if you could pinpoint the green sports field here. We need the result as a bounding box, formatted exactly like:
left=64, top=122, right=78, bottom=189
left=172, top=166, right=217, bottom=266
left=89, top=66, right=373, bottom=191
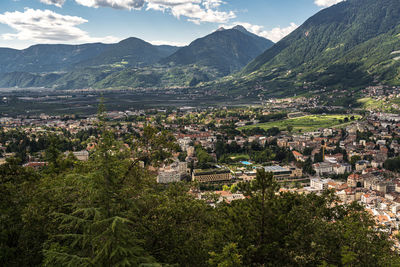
left=240, top=114, right=362, bottom=132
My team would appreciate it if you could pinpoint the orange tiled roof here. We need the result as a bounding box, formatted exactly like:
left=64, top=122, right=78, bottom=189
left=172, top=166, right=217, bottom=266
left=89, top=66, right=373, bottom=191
left=292, top=151, right=303, bottom=157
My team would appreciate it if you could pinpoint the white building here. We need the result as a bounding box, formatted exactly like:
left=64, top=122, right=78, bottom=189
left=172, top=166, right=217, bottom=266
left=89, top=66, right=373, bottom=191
left=157, top=169, right=181, bottom=184
left=64, top=150, right=89, bottom=161
left=313, top=162, right=334, bottom=176
left=177, top=161, right=188, bottom=174
left=310, top=178, right=334, bottom=191
left=333, top=163, right=352, bottom=175
left=73, top=150, right=89, bottom=161
left=177, top=137, right=192, bottom=151
left=355, top=160, right=370, bottom=172
left=157, top=161, right=188, bottom=184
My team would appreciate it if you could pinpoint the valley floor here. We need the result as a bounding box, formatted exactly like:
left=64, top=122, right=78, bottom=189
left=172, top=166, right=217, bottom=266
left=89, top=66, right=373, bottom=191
left=0, top=88, right=260, bottom=116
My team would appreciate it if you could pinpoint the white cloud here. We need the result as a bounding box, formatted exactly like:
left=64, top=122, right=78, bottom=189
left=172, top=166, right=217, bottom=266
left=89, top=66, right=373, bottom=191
left=39, top=0, right=65, bottom=7
left=75, top=0, right=236, bottom=24
left=166, top=2, right=235, bottom=24
left=260, top=23, right=298, bottom=42
left=222, top=22, right=299, bottom=43
left=0, top=9, right=119, bottom=44
left=75, top=0, right=145, bottom=10
left=314, top=0, right=344, bottom=8
left=149, top=40, right=188, bottom=46
left=203, top=0, right=223, bottom=9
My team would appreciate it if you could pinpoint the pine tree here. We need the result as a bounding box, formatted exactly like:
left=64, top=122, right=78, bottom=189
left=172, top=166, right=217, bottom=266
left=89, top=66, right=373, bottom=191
left=42, top=116, right=155, bottom=266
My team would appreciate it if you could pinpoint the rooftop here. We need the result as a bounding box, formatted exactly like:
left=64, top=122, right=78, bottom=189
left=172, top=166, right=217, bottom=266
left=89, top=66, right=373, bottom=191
left=264, top=165, right=290, bottom=172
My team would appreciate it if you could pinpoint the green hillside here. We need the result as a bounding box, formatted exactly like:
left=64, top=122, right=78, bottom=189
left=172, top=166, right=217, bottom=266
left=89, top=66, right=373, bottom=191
left=0, top=64, right=223, bottom=90
left=227, top=0, right=400, bottom=96
left=162, top=27, right=274, bottom=76
left=0, top=43, right=109, bottom=73
left=76, top=38, right=176, bottom=68
left=0, top=39, right=179, bottom=74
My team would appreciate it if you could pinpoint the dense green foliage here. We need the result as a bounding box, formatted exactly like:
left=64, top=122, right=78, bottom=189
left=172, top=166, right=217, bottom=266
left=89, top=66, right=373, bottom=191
left=1, top=129, right=399, bottom=266
left=215, top=138, right=293, bottom=165
left=0, top=129, right=84, bottom=163
left=196, top=145, right=215, bottom=169
left=257, top=112, right=287, bottom=123
left=384, top=157, right=400, bottom=172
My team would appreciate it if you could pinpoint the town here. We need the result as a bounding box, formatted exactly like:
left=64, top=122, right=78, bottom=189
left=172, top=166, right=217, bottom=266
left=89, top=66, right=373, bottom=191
left=2, top=94, right=400, bottom=249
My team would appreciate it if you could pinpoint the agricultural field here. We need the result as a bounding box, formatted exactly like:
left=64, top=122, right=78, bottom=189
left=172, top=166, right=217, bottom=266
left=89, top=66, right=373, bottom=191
left=358, top=97, right=387, bottom=111
left=240, top=114, right=362, bottom=133
left=358, top=97, right=400, bottom=113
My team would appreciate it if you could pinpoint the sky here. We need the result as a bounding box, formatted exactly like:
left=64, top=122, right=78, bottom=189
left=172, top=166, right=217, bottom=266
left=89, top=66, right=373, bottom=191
left=0, top=0, right=344, bottom=49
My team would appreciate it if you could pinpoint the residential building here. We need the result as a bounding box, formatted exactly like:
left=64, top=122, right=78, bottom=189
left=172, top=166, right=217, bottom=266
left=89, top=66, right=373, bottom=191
left=192, top=169, right=231, bottom=183
left=313, top=162, right=334, bottom=176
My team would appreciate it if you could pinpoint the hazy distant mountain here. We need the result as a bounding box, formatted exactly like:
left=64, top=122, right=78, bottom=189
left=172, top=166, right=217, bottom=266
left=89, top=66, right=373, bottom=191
left=239, top=0, right=400, bottom=92
left=162, top=26, right=274, bottom=75
left=153, top=45, right=181, bottom=58
left=75, top=38, right=180, bottom=68
left=0, top=26, right=272, bottom=89
left=0, top=43, right=109, bottom=73
left=0, top=38, right=179, bottom=74
left=0, top=72, right=62, bottom=88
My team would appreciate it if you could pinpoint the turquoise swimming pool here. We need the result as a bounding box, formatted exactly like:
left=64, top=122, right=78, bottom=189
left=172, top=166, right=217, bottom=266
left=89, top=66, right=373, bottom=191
left=241, top=161, right=252, bottom=165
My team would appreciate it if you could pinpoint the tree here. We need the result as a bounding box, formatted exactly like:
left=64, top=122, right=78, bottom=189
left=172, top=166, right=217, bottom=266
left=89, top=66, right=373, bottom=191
left=314, top=151, right=324, bottom=163
left=139, top=183, right=215, bottom=266
left=253, top=149, right=274, bottom=164
left=178, top=151, right=187, bottom=162
left=212, top=173, right=399, bottom=266
left=133, top=125, right=179, bottom=167
left=196, top=145, right=214, bottom=169
left=231, top=169, right=280, bottom=265
left=302, top=158, right=316, bottom=175
left=0, top=159, right=41, bottom=266
left=266, top=127, right=281, bottom=136
left=384, top=157, right=400, bottom=172
left=209, top=243, right=243, bottom=267
left=303, top=147, right=313, bottom=156
left=350, top=155, right=361, bottom=167
left=42, top=130, right=156, bottom=266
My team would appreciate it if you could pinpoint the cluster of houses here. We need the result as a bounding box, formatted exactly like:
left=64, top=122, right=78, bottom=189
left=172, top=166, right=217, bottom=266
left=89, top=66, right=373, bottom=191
left=301, top=169, right=400, bottom=241
left=277, top=113, right=400, bottom=176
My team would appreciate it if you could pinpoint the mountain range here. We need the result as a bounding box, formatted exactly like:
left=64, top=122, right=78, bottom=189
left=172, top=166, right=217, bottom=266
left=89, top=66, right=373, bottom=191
left=2, top=0, right=400, bottom=95
left=223, top=0, right=400, bottom=97
left=162, top=25, right=273, bottom=76
left=0, top=39, right=179, bottom=73
left=0, top=26, right=273, bottom=89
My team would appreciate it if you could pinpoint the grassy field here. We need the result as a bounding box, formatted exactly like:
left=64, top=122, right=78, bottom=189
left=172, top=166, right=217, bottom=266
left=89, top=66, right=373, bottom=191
left=358, top=97, right=400, bottom=113
left=358, top=97, right=386, bottom=110
left=240, top=114, right=362, bottom=132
